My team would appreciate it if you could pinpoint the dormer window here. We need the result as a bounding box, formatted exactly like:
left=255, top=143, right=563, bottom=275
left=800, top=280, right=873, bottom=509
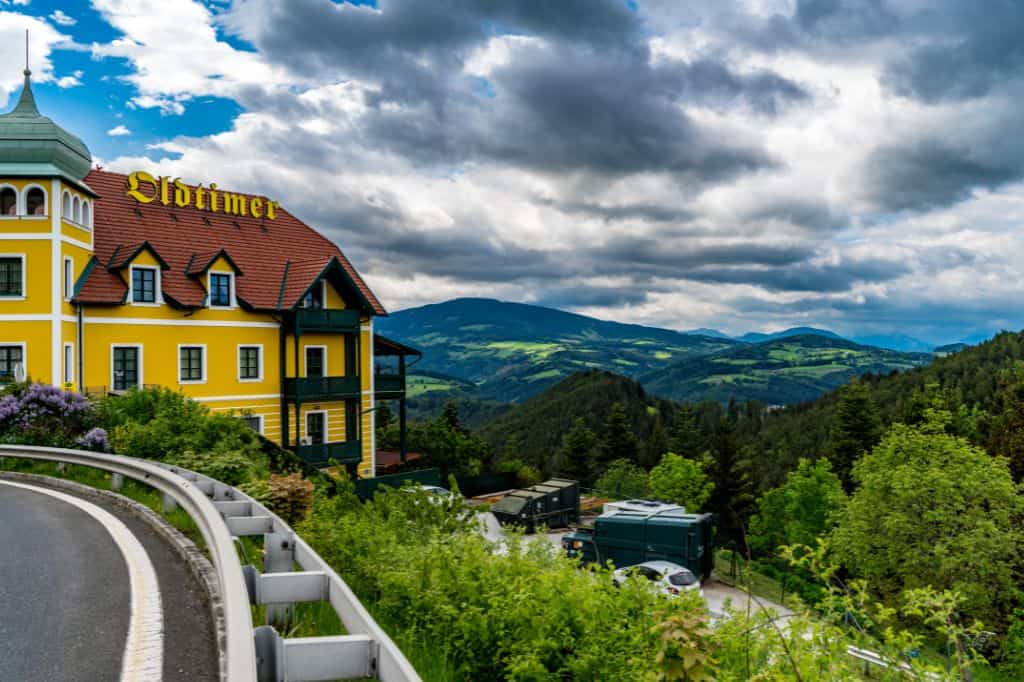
left=302, top=280, right=325, bottom=309
left=131, top=266, right=158, bottom=304
left=209, top=272, right=234, bottom=307
left=25, top=187, right=46, bottom=216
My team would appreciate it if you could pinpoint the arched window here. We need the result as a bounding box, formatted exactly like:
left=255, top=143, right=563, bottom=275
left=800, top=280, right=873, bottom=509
left=26, top=187, right=46, bottom=216
left=62, top=192, right=72, bottom=219
left=0, top=187, right=15, bottom=217
left=72, top=196, right=81, bottom=224
left=82, top=201, right=91, bottom=229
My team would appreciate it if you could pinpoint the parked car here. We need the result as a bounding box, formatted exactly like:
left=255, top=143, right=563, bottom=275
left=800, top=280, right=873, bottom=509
left=613, top=560, right=703, bottom=597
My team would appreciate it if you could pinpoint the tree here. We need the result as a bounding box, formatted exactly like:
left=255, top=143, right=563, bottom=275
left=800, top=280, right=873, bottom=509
left=748, top=458, right=846, bottom=554
left=705, top=415, right=753, bottom=545
left=831, top=412, right=1023, bottom=624
left=594, top=459, right=649, bottom=500
left=558, top=417, right=598, bottom=483
left=598, top=402, right=638, bottom=471
left=647, top=453, right=714, bottom=511
left=829, top=382, right=881, bottom=489
left=440, top=401, right=464, bottom=433
left=641, top=416, right=669, bottom=469
left=988, top=363, right=1024, bottom=481
left=375, top=401, right=394, bottom=443
left=669, top=403, right=702, bottom=459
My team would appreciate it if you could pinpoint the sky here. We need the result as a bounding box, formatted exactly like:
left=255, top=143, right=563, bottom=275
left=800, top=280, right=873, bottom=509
left=1, top=0, right=1022, bottom=345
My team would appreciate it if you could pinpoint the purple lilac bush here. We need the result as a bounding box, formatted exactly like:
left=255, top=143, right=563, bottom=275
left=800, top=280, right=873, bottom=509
left=0, top=382, right=98, bottom=448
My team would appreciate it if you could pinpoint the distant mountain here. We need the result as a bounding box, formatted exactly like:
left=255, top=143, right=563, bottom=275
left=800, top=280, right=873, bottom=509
left=933, top=342, right=968, bottom=356
left=376, top=298, right=739, bottom=403
left=737, top=327, right=843, bottom=344
left=852, top=334, right=934, bottom=353
left=640, top=334, right=932, bottom=404
left=682, top=327, right=733, bottom=339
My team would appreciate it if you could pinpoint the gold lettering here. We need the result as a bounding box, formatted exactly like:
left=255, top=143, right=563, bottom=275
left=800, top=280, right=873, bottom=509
left=124, top=171, right=279, bottom=220
left=126, top=171, right=158, bottom=204
left=209, top=183, right=220, bottom=213
left=159, top=176, right=172, bottom=206
left=173, top=179, right=192, bottom=208
left=224, top=193, right=248, bottom=216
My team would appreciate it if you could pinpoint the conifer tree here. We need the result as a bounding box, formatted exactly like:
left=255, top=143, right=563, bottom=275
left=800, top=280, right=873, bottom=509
left=829, top=382, right=881, bottom=489
left=669, top=403, right=701, bottom=458
left=598, top=402, right=638, bottom=472
left=641, top=417, right=669, bottom=469
left=558, top=417, right=598, bottom=483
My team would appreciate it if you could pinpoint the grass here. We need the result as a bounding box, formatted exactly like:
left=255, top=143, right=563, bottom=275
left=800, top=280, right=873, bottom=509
left=713, top=550, right=803, bottom=611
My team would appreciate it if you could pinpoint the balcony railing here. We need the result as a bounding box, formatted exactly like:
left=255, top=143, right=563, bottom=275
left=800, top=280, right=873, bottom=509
left=374, top=372, right=405, bottom=396
left=294, top=308, right=361, bottom=333
left=293, top=439, right=362, bottom=465
left=284, top=375, right=360, bottom=402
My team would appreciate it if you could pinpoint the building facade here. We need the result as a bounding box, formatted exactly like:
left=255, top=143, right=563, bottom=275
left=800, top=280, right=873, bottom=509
left=0, top=67, right=416, bottom=477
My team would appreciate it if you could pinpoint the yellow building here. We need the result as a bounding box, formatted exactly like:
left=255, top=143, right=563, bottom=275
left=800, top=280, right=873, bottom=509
left=0, top=66, right=417, bottom=477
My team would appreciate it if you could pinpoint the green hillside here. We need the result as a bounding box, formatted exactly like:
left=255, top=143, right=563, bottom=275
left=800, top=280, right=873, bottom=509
left=640, top=334, right=931, bottom=404
left=376, top=297, right=737, bottom=402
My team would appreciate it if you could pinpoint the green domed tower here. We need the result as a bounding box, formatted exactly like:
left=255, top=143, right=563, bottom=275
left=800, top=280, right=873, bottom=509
left=0, top=63, right=97, bottom=389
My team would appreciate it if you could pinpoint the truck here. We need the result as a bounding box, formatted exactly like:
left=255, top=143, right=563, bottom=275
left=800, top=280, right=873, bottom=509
left=491, top=478, right=580, bottom=533
left=561, top=506, right=714, bottom=580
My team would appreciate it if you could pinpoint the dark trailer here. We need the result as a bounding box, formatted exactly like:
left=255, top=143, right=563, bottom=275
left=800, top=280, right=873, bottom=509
left=491, top=478, right=580, bottom=533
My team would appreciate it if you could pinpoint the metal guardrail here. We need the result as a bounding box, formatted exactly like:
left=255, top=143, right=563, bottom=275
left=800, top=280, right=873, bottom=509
left=0, top=444, right=420, bottom=682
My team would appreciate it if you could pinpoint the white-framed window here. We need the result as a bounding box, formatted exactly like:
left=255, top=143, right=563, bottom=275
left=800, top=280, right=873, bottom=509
left=111, top=345, right=143, bottom=392
left=72, top=196, right=81, bottom=224
left=177, top=344, right=207, bottom=384
left=305, top=410, right=327, bottom=445
left=208, top=271, right=235, bottom=308
left=0, top=254, right=25, bottom=299
left=24, top=185, right=47, bottom=217
left=63, top=256, right=74, bottom=300
left=240, top=414, right=264, bottom=435
left=129, top=265, right=161, bottom=305
left=0, top=185, right=16, bottom=218
left=304, top=345, right=326, bottom=378
left=0, top=343, right=26, bottom=383
left=238, top=344, right=263, bottom=382
left=81, top=201, right=91, bottom=230
left=63, top=343, right=74, bottom=384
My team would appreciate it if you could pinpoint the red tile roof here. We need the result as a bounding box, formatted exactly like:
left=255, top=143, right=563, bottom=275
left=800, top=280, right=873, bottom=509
left=75, top=169, right=386, bottom=314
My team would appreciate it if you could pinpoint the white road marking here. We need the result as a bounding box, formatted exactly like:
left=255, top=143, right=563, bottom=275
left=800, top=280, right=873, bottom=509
left=0, top=480, right=164, bottom=682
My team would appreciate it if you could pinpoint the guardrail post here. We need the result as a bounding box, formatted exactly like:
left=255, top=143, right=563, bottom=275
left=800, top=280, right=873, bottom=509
left=264, top=530, right=296, bottom=628
left=56, top=462, right=66, bottom=473
left=110, top=473, right=123, bottom=491
left=162, top=492, right=178, bottom=513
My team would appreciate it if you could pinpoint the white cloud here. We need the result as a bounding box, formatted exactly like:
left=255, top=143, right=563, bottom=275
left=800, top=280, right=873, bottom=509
left=0, top=11, right=70, bottom=107
left=107, top=124, right=131, bottom=136
left=49, top=9, right=75, bottom=26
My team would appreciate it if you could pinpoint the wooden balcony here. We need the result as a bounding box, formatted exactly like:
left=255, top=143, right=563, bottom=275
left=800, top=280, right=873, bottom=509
left=293, top=439, right=362, bottom=465
left=283, top=375, right=360, bottom=402
left=294, top=309, right=361, bottom=334
left=373, top=372, right=405, bottom=398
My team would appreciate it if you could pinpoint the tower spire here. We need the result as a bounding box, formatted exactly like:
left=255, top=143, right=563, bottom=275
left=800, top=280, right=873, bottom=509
left=9, top=29, right=38, bottom=117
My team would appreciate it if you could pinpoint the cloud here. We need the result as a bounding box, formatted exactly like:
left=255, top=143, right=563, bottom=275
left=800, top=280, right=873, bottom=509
left=107, top=124, right=131, bottom=136
left=49, top=9, right=75, bottom=26
left=47, top=0, right=1024, bottom=342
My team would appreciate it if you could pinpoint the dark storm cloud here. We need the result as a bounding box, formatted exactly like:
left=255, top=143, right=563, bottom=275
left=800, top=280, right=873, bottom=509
left=535, top=286, right=651, bottom=310
left=881, top=2, right=1024, bottom=104
left=534, top=196, right=695, bottom=224
left=745, top=198, right=850, bottom=232
left=864, top=119, right=1024, bottom=211
left=226, top=0, right=806, bottom=180
left=587, top=237, right=812, bottom=277
left=689, top=257, right=909, bottom=292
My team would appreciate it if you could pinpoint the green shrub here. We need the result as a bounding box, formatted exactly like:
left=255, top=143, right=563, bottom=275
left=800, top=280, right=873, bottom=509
left=167, top=449, right=259, bottom=487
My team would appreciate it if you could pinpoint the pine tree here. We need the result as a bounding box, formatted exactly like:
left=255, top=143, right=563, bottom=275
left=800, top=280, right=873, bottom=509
left=559, top=417, right=598, bottom=483
left=987, top=362, right=1024, bottom=481
left=641, top=417, right=668, bottom=469
left=598, top=403, right=638, bottom=472
left=829, top=382, right=881, bottom=489
left=669, top=403, right=701, bottom=458
left=706, top=414, right=753, bottom=547
left=440, top=401, right=464, bottom=434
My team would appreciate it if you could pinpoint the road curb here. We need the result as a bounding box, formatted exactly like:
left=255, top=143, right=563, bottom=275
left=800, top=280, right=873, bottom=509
left=0, top=471, right=228, bottom=681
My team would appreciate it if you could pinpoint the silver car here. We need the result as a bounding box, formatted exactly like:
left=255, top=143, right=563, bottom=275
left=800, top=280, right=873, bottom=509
left=613, top=560, right=703, bottom=597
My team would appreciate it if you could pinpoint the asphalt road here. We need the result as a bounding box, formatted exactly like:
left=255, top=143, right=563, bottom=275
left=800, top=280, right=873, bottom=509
left=0, top=479, right=218, bottom=682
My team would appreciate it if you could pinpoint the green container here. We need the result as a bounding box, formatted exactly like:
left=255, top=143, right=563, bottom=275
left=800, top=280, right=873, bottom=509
left=562, top=510, right=714, bottom=580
